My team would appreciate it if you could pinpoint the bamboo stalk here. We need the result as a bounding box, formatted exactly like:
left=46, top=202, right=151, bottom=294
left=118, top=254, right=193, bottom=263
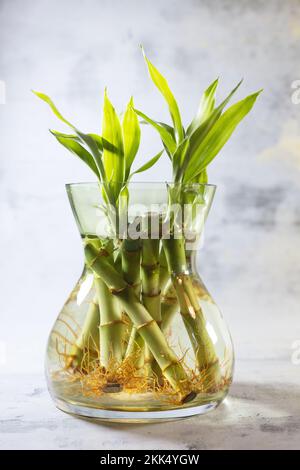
left=84, top=243, right=190, bottom=398
left=121, top=238, right=141, bottom=295
left=141, top=237, right=161, bottom=378
left=161, top=280, right=179, bottom=332
left=121, top=238, right=144, bottom=366
left=67, top=295, right=100, bottom=370
left=141, top=238, right=161, bottom=322
left=162, top=237, right=222, bottom=389
left=159, top=246, right=170, bottom=294
left=94, top=277, right=125, bottom=369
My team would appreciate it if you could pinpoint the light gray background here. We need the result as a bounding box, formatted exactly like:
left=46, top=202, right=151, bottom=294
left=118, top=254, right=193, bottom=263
left=1, top=0, right=299, bottom=371
left=0, top=0, right=300, bottom=449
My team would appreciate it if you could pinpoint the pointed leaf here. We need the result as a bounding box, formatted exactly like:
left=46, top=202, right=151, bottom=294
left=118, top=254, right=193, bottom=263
left=122, top=97, right=141, bottom=178
left=178, top=79, right=244, bottom=180
left=184, top=90, right=262, bottom=182
left=188, top=79, right=243, bottom=155
left=50, top=130, right=100, bottom=177
left=102, top=90, right=124, bottom=189
left=186, top=78, right=218, bottom=135
left=142, top=50, right=184, bottom=142
left=76, top=132, right=105, bottom=179
left=140, top=119, right=175, bottom=139
left=88, top=133, right=120, bottom=154
left=32, top=91, right=74, bottom=128
left=130, top=150, right=164, bottom=177
left=172, top=138, right=190, bottom=182
left=33, top=90, right=114, bottom=203
left=88, top=133, right=103, bottom=152
left=197, top=168, right=208, bottom=184
left=157, top=121, right=176, bottom=139
left=134, top=108, right=176, bottom=155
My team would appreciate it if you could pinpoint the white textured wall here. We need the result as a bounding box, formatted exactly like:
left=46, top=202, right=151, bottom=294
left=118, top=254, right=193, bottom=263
left=0, top=0, right=300, bottom=373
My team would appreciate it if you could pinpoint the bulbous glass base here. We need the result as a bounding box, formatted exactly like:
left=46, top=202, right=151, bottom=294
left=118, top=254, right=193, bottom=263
left=52, top=395, right=225, bottom=423
left=45, top=182, right=234, bottom=421
left=46, top=271, right=233, bottom=420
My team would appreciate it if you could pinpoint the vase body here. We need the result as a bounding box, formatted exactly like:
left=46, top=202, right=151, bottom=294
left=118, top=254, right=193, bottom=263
left=46, top=182, right=234, bottom=422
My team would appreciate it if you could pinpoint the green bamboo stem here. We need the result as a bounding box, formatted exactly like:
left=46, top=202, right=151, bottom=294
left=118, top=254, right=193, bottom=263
left=121, top=238, right=144, bottom=365
left=84, top=243, right=190, bottom=399
left=121, top=238, right=141, bottom=295
left=125, top=324, right=144, bottom=364
left=161, top=280, right=179, bottom=332
left=141, top=237, right=161, bottom=378
left=141, top=238, right=161, bottom=322
left=94, top=277, right=125, bottom=369
left=67, top=294, right=100, bottom=370
left=159, top=247, right=170, bottom=294
left=162, top=237, right=222, bottom=389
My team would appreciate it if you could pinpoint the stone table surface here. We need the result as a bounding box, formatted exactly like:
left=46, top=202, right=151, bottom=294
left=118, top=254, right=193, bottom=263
left=0, top=359, right=299, bottom=450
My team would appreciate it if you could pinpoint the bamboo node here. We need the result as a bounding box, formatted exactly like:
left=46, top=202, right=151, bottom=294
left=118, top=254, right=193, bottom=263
left=140, top=261, right=160, bottom=270
left=162, top=295, right=177, bottom=305
left=109, top=286, right=127, bottom=295
left=87, top=248, right=110, bottom=269
left=100, top=319, right=126, bottom=327
left=137, top=319, right=156, bottom=330
left=141, top=290, right=161, bottom=298
left=123, top=247, right=141, bottom=256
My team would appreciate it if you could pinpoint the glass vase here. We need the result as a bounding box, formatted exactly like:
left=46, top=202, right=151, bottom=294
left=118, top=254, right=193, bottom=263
left=45, top=182, right=234, bottom=422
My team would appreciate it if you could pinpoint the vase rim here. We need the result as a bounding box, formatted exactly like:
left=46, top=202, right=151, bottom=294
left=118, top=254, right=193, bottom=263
left=65, top=181, right=217, bottom=189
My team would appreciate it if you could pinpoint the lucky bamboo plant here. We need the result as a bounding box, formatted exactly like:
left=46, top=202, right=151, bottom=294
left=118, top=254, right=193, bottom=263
left=135, top=50, right=262, bottom=389
left=35, top=52, right=260, bottom=406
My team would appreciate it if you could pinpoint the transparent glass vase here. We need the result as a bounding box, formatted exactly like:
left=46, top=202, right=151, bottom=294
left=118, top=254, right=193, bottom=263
left=46, top=182, right=234, bottom=422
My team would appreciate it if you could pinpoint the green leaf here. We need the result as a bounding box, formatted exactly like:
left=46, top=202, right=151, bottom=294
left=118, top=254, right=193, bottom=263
left=184, top=90, right=262, bottom=182
left=130, top=150, right=164, bottom=177
left=188, top=79, right=243, bottom=156
left=122, top=97, right=141, bottom=178
left=196, top=168, right=208, bottom=184
left=33, top=90, right=115, bottom=204
left=33, top=91, right=105, bottom=182
left=101, top=89, right=125, bottom=198
left=176, top=79, right=243, bottom=181
left=140, top=119, right=175, bottom=139
left=32, top=90, right=74, bottom=128
left=49, top=130, right=116, bottom=154
left=186, top=78, right=218, bottom=135
left=185, top=169, right=208, bottom=205
left=157, top=121, right=176, bottom=140
left=88, top=133, right=120, bottom=154
left=134, top=108, right=176, bottom=155
left=142, top=49, right=184, bottom=142
left=172, top=137, right=190, bottom=182
left=50, top=130, right=100, bottom=177
left=141, top=119, right=176, bottom=161
left=75, top=132, right=107, bottom=185
left=88, top=133, right=103, bottom=152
